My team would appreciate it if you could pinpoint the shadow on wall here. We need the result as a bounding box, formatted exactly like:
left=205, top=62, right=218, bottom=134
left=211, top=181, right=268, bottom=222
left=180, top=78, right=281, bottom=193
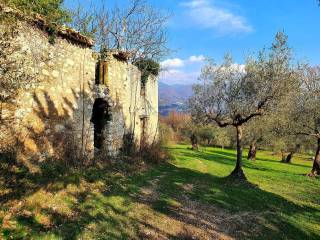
left=1, top=85, right=98, bottom=169
left=28, top=90, right=92, bottom=165
left=0, top=83, right=146, bottom=172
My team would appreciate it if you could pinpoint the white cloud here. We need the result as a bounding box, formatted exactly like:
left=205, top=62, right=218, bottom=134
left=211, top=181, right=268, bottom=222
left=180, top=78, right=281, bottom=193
left=181, top=0, right=253, bottom=34
left=189, top=55, right=206, bottom=62
left=160, top=55, right=206, bottom=84
left=161, top=55, right=205, bottom=70
left=160, top=69, right=200, bottom=85
left=160, top=55, right=246, bottom=85
left=160, top=58, right=185, bottom=69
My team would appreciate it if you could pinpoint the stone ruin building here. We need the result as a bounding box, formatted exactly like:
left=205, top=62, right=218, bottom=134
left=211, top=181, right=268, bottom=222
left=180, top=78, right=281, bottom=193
left=0, top=6, right=159, bottom=163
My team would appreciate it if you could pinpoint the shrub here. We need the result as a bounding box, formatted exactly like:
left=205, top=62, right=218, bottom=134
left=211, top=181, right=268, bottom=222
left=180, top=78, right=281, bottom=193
left=134, top=59, right=160, bottom=87
left=120, top=130, right=169, bottom=167
left=3, top=0, right=71, bottom=24
left=140, top=141, right=169, bottom=165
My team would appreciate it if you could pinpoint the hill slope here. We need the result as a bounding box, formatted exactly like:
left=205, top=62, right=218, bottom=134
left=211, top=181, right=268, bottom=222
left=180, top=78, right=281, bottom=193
left=158, top=82, right=193, bottom=115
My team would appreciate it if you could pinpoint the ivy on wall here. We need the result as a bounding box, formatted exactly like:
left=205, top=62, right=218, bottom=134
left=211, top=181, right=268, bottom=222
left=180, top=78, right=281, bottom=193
left=134, top=59, right=160, bottom=87
left=2, top=0, right=71, bottom=24
left=2, top=0, right=71, bottom=44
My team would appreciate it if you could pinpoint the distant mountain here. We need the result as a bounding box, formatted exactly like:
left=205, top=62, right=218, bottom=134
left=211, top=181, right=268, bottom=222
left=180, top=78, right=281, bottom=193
left=158, top=82, right=193, bottom=116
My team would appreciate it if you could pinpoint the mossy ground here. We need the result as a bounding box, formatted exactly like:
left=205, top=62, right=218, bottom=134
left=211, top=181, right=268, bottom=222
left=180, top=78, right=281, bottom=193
left=1, top=145, right=319, bottom=239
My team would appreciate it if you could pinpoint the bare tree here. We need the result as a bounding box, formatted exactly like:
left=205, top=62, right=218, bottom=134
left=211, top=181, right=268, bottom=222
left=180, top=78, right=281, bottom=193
left=70, top=0, right=170, bottom=62
left=189, top=32, right=298, bottom=180
left=70, top=2, right=97, bottom=39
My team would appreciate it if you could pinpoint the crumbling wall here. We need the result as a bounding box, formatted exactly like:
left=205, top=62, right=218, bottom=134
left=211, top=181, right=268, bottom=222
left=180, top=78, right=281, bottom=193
left=0, top=18, right=159, bottom=165
left=142, top=75, right=159, bottom=144
left=0, top=21, right=96, bottom=164
left=98, top=52, right=159, bottom=154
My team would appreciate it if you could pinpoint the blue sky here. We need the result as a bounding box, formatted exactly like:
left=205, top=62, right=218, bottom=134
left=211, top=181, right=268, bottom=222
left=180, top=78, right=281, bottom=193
left=65, top=0, right=320, bottom=85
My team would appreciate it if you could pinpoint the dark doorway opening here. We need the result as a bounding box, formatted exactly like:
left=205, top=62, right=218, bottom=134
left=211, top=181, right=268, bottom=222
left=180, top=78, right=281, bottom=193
left=91, top=98, right=111, bottom=150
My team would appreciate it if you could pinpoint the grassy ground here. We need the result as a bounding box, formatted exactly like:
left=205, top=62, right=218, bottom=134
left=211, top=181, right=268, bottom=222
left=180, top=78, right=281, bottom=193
left=0, top=144, right=319, bottom=239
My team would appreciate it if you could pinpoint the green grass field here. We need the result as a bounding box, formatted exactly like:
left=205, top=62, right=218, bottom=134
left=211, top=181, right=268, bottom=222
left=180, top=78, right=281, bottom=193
left=1, top=144, right=319, bottom=239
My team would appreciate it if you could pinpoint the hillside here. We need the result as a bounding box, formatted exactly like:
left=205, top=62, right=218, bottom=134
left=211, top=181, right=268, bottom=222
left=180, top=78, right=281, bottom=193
left=158, top=82, right=193, bottom=115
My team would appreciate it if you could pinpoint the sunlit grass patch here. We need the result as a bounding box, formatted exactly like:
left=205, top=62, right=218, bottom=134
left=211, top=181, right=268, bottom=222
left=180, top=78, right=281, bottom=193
left=1, top=145, right=319, bottom=239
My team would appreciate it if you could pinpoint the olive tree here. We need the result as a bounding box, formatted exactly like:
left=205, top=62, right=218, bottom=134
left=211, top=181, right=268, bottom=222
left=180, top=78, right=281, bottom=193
left=288, top=66, right=320, bottom=176
left=197, top=126, right=216, bottom=145
left=189, top=32, right=298, bottom=180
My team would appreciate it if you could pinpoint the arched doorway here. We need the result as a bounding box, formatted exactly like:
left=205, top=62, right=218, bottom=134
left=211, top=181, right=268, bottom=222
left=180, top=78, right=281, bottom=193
left=91, top=98, right=111, bottom=150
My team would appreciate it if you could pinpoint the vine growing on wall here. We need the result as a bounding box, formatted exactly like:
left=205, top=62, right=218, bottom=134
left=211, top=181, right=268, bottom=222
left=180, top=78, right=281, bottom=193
left=1, top=0, right=72, bottom=44
left=134, top=59, right=160, bottom=87
left=2, top=0, right=71, bottom=24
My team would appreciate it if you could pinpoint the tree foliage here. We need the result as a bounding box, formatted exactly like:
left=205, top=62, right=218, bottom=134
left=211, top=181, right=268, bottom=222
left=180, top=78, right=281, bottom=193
left=2, top=0, right=71, bottom=24
left=134, top=59, right=160, bottom=86
left=197, top=126, right=215, bottom=145
left=189, top=32, right=298, bottom=179
left=280, top=66, right=320, bottom=175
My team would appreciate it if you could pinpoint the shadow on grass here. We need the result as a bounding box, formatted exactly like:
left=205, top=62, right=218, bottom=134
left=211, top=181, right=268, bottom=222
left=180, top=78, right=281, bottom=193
left=181, top=148, right=311, bottom=176
left=1, top=149, right=319, bottom=240
left=0, top=151, right=81, bottom=205
left=141, top=163, right=319, bottom=240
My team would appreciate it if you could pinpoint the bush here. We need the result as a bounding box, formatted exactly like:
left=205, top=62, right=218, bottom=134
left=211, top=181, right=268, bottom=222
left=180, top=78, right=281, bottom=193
left=3, top=0, right=71, bottom=24
left=134, top=59, right=160, bottom=87
left=140, top=141, right=169, bottom=165
left=121, top=133, right=137, bottom=156
left=119, top=129, right=169, bottom=167
left=159, top=122, right=176, bottom=144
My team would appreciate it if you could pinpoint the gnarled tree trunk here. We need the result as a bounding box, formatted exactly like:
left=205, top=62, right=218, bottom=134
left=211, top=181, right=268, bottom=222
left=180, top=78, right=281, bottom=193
left=247, top=140, right=257, bottom=160
left=281, top=149, right=286, bottom=162
left=230, top=125, right=246, bottom=180
left=309, top=138, right=320, bottom=176
left=190, top=134, right=199, bottom=151
left=284, top=152, right=294, bottom=163
left=281, top=151, right=294, bottom=163
left=282, top=144, right=300, bottom=164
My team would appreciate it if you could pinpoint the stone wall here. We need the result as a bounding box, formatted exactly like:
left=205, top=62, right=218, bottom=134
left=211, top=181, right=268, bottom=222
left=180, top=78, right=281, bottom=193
left=0, top=18, right=159, bottom=165
left=0, top=20, right=96, bottom=165
left=95, top=52, right=159, bottom=155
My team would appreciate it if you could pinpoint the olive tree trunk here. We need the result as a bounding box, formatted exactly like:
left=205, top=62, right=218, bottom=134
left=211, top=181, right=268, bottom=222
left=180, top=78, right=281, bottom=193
left=281, top=150, right=286, bottom=162
left=284, top=152, right=294, bottom=163
left=247, top=140, right=257, bottom=160
left=282, top=144, right=301, bottom=164
left=281, top=151, right=294, bottom=163
left=309, top=138, right=320, bottom=176
left=230, top=125, right=246, bottom=179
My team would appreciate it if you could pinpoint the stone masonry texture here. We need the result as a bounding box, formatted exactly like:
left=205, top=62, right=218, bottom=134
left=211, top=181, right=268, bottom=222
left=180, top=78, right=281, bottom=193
left=0, top=18, right=159, bottom=165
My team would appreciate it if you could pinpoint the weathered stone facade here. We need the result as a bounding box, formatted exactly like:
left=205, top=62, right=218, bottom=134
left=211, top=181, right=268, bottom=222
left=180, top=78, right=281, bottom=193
left=0, top=17, right=158, bottom=163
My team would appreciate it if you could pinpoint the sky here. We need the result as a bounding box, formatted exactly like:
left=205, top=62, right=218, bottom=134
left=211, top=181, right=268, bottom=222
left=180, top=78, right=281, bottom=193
left=65, top=0, right=320, bottom=85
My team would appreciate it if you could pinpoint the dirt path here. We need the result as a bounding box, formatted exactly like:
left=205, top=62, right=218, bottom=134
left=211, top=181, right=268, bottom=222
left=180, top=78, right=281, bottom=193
left=134, top=178, right=262, bottom=240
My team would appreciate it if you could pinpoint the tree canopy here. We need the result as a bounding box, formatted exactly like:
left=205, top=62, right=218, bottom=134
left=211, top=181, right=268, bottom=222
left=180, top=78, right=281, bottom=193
left=189, top=32, right=299, bottom=179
